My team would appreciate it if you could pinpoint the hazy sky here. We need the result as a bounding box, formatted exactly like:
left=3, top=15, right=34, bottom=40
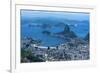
left=21, top=10, right=89, bottom=21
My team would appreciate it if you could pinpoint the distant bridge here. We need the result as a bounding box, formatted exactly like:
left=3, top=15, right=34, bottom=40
left=31, top=44, right=56, bottom=49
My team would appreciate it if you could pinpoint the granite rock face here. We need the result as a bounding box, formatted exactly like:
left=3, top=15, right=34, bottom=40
left=54, top=24, right=77, bottom=39
left=84, top=33, right=89, bottom=42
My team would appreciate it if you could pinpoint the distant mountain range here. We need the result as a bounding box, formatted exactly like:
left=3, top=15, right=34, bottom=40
left=21, top=16, right=89, bottom=26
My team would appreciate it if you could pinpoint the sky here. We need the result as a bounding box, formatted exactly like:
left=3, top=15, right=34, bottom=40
left=21, top=9, right=90, bottom=21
